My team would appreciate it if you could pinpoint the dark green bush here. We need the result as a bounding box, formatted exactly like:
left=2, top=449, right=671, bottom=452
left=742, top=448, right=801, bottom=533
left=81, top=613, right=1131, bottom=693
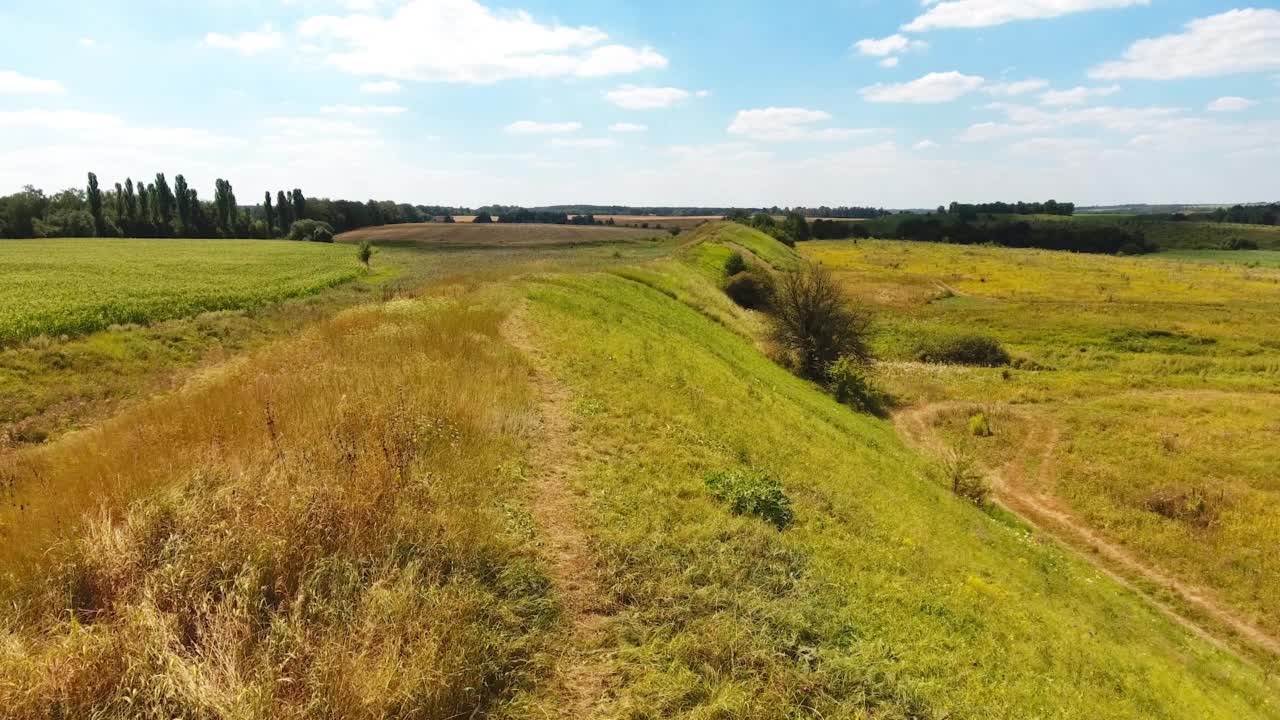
left=724, top=270, right=774, bottom=310
left=704, top=469, right=793, bottom=529
left=724, top=251, right=748, bottom=277
left=913, top=334, right=1010, bottom=367
left=288, top=219, right=336, bottom=243
left=826, top=356, right=886, bottom=415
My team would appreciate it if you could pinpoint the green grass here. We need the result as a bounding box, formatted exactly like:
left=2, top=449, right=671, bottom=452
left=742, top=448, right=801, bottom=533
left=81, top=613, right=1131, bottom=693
left=805, top=238, right=1280, bottom=649
left=514, top=229, right=1277, bottom=716
left=0, top=238, right=362, bottom=346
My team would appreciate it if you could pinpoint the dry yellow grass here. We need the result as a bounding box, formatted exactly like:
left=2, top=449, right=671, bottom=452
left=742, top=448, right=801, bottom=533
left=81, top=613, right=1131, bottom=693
left=0, top=285, right=557, bottom=718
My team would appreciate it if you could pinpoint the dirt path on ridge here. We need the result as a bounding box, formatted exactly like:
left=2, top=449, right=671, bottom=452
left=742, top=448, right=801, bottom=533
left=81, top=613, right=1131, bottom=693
left=894, top=400, right=1280, bottom=663
left=501, top=305, right=613, bottom=717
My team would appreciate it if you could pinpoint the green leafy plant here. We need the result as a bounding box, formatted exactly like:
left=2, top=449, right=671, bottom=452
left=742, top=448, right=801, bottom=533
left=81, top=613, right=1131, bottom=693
left=357, top=240, right=374, bottom=268
left=704, top=468, right=794, bottom=529
left=826, top=356, right=886, bottom=415
left=969, top=412, right=993, bottom=437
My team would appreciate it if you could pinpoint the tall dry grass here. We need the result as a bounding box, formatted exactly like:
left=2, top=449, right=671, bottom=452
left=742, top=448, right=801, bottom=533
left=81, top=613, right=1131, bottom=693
left=0, top=294, right=554, bottom=718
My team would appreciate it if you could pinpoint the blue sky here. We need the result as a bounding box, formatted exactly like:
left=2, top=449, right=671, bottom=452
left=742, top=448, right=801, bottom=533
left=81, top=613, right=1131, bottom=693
left=1, top=0, right=1278, bottom=207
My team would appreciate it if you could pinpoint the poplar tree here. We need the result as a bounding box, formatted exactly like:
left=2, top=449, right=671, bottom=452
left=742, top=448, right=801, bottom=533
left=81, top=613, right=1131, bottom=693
left=264, top=191, right=276, bottom=236
left=277, top=190, right=293, bottom=230
left=154, top=173, right=175, bottom=236
left=291, top=188, right=305, bottom=222
left=123, top=178, right=138, bottom=235
left=86, top=172, right=106, bottom=237
left=174, top=174, right=191, bottom=234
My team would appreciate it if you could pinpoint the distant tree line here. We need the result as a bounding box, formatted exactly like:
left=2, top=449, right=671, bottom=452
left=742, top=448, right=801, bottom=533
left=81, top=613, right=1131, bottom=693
left=1161, top=203, right=1279, bottom=226
left=941, top=200, right=1075, bottom=219
left=491, top=207, right=600, bottom=225
left=0, top=172, right=471, bottom=240
left=872, top=215, right=1156, bottom=255
left=724, top=209, right=811, bottom=247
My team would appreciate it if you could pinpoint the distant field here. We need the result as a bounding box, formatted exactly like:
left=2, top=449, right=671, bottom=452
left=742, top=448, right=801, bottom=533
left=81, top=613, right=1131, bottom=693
left=0, top=239, right=360, bottom=346
left=595, top=214, right=720, bottom=230
left=339, top=221, right=660, bottom=246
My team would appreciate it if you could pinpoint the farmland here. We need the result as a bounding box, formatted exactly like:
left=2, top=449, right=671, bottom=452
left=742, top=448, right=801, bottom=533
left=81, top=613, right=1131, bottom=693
left=804, top=238, right=1280, bottom=655
left=0, top=238, right=360, bottom=346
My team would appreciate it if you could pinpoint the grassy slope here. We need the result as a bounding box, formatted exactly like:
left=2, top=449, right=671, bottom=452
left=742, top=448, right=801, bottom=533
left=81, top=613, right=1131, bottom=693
left=517, top=224, right=1276, bottom=717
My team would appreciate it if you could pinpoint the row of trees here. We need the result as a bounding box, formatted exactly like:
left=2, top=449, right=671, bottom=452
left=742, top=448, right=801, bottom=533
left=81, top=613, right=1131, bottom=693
left=0, top=172, right=474, bottom=240
left=1163, top=203, right=1279, bottom=226
left=939, top=200, right=1076, bottom=219
left=891, top=216, right=1155, bottom=255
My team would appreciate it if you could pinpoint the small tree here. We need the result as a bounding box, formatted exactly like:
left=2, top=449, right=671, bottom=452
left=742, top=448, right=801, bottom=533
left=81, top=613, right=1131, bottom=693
left=357, top=239, right=373, bottom=267
left=473, top=211, right=493, bottom=224
left=768, top=266, right=872, bottom=380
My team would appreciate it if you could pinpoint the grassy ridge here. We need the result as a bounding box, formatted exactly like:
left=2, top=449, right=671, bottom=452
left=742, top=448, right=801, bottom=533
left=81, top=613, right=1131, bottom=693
left=518, top=232, right=1276, bottom=715
left=0, top=239, right=361, bottom=346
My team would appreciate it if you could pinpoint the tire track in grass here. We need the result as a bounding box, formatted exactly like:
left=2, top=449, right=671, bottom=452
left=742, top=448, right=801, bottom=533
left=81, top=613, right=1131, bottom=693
left=501, top=304, right=613, bottom=717
left=895, top=400, right=1280, bottom=664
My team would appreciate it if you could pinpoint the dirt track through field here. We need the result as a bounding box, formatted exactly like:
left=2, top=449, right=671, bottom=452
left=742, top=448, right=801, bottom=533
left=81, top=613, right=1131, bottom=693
left=895, top=401, right=1280, bottom=662
left=501, top=305, right=613, bottom=717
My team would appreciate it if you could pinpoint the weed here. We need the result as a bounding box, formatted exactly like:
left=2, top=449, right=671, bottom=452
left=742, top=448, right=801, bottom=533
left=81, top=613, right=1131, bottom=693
left=969, top=412, right=993, bottom=437
left=942, top=448, right=990, bottom=506
left=704, top=468, right=794, bottom=529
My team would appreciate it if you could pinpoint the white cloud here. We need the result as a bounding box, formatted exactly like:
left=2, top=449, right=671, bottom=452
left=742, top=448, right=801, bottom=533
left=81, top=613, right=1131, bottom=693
left=1091, top=9, right=1280, bottom=80
left=861, top=71, right=984, bottom=103
left=299, top=0, right=667, bottom=83
left=0, top=109, right=120, bottom=130
left=78, top=38, right=95, bottom=48
left=914, top=139, right=940, bottom=150
left=505, top=120, right=582, bottom=135
left=359, top=80, right=402, bottom=94
left=1039, top=85, right=1119, bottom=106
left=320, top=104, right=408, bottom=114
left=880, top=57, right=900, bottom=69
left=0, top=70, right=65, bottom=95
left=264, top=116, right=378, bottom=137
left=727, top=107, right=879, bottom=142
left=1207, top=96, right=1257, bottom=113
left=0, top=109, right=238, bottom=150
left=854, top=34, right=927, bottom=57
left=958, top=102, right=1183, bottom=141
left=609, top=122, right=647, bottom=133
left=983, top=79, right=1048, bottom=96
left=550, top=138, right=617, bottom=149
left=667, top=142, right=775, bottom=164
left=204, top=25, right=283, bottom=55
left=604, top=85, right=690, bottom=110
left=695, top=90, right=711, bottom=98
left=905, top=0, right=1149, bottom=32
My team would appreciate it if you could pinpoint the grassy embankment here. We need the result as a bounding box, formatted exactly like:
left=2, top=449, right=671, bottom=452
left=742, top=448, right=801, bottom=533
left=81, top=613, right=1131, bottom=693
left=805, top=238, right=1280, bottom=654
left=1, top=223, right=1276, bottom=717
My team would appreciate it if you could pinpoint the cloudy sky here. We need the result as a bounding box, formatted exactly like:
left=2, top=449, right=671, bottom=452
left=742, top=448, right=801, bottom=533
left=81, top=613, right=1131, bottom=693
left=1, top=0, right=1277, bottom=207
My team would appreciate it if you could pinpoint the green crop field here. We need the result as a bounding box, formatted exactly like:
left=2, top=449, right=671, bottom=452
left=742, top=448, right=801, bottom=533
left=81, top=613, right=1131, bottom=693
left=0, top=238, right=362, bottom=346
left=805, top=238, right=1280, bottom=657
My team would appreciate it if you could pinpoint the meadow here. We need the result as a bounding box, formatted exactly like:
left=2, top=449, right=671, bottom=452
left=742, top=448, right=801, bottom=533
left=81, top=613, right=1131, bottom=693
left=1, top=223, right=1278, bottom=718
left=804, top=238, right=1280, bottom=654
left=0, top=239, right=361, bottom=346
